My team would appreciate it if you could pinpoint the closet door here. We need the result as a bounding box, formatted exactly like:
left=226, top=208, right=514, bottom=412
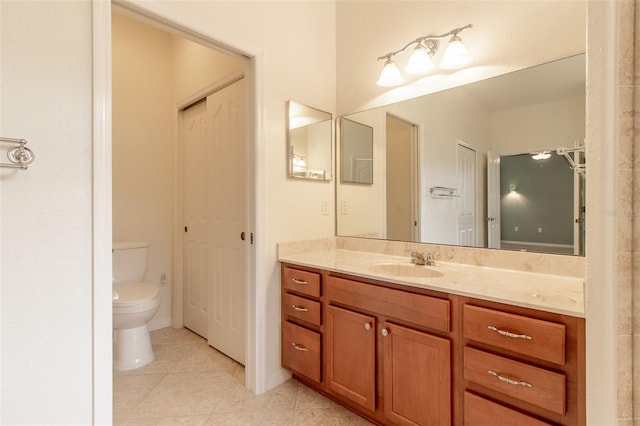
left=182, top=78, right=247, bottom=365
left=205, top=78, right=247, bottom=365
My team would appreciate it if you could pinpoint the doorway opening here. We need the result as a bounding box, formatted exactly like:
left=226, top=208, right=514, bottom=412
left=104, top=1, right=258, bottom=412
left=385, top=114, right=419, bottom=242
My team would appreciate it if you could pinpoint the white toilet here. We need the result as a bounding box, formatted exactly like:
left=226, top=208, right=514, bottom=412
left=112, top=241, right=160, bottom=371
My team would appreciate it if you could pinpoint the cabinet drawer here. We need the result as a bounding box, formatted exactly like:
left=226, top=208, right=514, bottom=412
left=326, top=276, right=450, bottom=332
left=464, top=347, right=566, bottom=415
left=282, top=321, right=321, bottom=382
left=283, top=266, right=321, bottom=297
left=283, top=293, right=321, bottom=326
left=463, top=305, right=565, bottom=365
left=464, top=392, right=552, bottom=426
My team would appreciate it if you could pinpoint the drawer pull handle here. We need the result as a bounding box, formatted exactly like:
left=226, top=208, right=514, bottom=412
left=291, top=342, right=309, bottom=352
left=487, top=325, right=532, bottom=340
left=292, top=278, right=308, bottom=285
left=291, top=304, right=309, bottom=312
left=487, top=370, right=532, bottom=388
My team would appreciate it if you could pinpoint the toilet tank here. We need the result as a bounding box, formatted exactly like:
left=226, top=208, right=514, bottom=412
left=112, top=241, right=149, bottom=285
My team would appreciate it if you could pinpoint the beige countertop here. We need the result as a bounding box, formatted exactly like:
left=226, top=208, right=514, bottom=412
left=278, top=248, right=585, bottom=317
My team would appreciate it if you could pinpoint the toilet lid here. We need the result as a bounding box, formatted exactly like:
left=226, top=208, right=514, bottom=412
left=113, top=283, right=159, bottom=307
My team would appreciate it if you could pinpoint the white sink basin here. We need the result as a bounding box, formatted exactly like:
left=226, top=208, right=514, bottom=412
left=368, top=263, right=444, bottom=279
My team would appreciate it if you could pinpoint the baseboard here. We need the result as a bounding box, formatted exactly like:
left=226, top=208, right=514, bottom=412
left=148, top=316, right=172, bottom=331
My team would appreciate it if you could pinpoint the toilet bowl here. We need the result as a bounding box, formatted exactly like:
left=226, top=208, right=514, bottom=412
left=112, top=241, right=160, bottom=371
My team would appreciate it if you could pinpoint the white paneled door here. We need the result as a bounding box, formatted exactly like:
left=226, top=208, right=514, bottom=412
left=457, top=142, right=476, bottom=246
left=486, top=151, right=501, bottom=249
left=183, top=98, right=210, bottom=339
left=182, top=78, right=246, bottom=365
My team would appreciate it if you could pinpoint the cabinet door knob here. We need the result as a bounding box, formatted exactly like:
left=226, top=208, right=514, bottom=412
left=364, top=323, right=371, bottom=331
left=381, top=328, right=389, bottom=337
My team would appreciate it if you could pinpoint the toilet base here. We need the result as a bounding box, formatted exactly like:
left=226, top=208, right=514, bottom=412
left=113, top=324, right=155, bottom=371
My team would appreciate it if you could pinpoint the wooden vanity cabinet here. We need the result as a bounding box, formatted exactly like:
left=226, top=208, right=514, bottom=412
left=325, top=275, right=452, bottom=426
left=280, top=262, right=585, bottom=426
left=460, top=298, right=585, bottom=426
left=280, top=265, right=324, bottom=385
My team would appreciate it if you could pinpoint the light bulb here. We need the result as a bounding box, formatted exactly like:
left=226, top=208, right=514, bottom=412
left=531, top=151, right=551, bottom=160
left=404, top=44, right=435, bottom=75
left=376, top=59, right=404, bottom=87
left=440, top=35, right=472, bottom=70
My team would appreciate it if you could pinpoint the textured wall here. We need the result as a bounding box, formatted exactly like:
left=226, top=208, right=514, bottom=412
left=615, top=0, right=637, bottom=424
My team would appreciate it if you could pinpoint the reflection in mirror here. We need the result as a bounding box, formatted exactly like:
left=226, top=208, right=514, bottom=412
left=337, top=54, right=586, bottom=255
left=340, top=118, right=373, bottom=184
left=495, top=152, right=585, bottom=255
left=287, top=101, right=332, bottom=180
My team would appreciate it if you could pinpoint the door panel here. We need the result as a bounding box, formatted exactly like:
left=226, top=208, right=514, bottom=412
left=182, top=100, right=209, bottom=338
left=182, top=79, right=246, bottom=365
left=326, top=305, right=376, bottom=412
left=487, top=151, right=501, bottom=249
left=382, top=322, right=451, bottom=426
left=457, top=143, right=476, bottom=247
left=206, top=79, right=246, bottom=365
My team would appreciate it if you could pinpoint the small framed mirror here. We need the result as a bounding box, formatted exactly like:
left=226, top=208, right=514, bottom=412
left=340, top=118, right=373, bottom=184
left=287, top=101, right=332, bottom=181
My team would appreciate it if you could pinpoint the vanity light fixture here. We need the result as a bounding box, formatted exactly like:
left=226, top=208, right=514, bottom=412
left=376, top=24, right=473, bottom=87
left=531, top=151, right=551, bottom=160
left=292, top=153, right=307, bottom=171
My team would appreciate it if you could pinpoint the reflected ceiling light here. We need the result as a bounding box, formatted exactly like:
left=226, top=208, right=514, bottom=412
left=376, top=24, right=473, bottom=87
left=531, top=151, right=551, bottom=160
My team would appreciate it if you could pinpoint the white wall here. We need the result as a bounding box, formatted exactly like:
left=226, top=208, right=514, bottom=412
left=491, top=95, right=586, bottom=155
left=0, top=1, right=94, bottom=424
left=112, top=12, right=175, bottom=329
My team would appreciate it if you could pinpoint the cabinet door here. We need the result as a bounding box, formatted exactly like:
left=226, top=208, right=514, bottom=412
left=326, top=305, right=376, bottom=412
left=382, top=321, right=451, bottom=426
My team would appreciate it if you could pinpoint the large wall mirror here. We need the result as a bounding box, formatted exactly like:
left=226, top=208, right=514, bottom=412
left=288, top=100, right=333, bottom=181
left=337, top=54, right=586, bottom=255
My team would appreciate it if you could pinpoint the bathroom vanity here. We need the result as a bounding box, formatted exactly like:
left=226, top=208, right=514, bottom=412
left=279, top=244, right=585, bottom=426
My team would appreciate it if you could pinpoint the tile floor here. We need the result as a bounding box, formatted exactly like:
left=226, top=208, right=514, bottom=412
left=113, top=327, right=374, bottom=425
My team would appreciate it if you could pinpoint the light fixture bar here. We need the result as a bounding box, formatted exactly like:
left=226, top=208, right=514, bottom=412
left=376, top=24, right=473, bottom=62
left=376, top=24, right=473, bottom=87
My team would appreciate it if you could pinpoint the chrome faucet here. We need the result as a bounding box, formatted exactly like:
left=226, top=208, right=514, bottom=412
left=411, top=250, right=436, bottom=266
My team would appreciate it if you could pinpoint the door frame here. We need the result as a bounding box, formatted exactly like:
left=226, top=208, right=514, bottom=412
left=384, top=113, right=419, bottom=242
left=93, top=1, right=263, bottom=423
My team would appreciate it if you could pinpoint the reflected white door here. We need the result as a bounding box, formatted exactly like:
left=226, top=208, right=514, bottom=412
left=573, top=150, right=585, bottom=255
left=182, top=78, right=246, bottom=365
left=487, top=151, right=501, bottom=249
left=457, top=143, right=476, bottom=246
